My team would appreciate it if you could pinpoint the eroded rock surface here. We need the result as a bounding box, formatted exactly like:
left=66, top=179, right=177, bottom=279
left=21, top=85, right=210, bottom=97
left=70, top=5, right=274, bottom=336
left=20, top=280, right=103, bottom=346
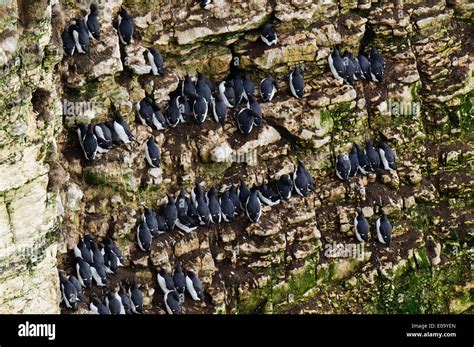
left=0, top=0, right=472, bottom=314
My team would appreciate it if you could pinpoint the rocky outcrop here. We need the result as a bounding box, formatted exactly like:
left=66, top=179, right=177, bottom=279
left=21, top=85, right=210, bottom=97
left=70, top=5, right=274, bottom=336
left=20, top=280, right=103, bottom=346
left=0, top=0, right=62, bottom=313
left=0, top=0, right=472, bottom=313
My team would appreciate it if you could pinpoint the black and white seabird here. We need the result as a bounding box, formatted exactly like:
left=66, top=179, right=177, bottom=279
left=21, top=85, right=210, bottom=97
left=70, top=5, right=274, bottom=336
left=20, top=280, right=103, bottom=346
left=378, top=142, right=397, bottom=171
left=376, top=214, right=392, bottom=246
left=177, top=94, right=193, bottom=123
left=164, top=290, right=182, bottom=315
left=157, top=268, right=174, bottom=294
left=155, top=213, right=169, bottom=234
left=90, top=241, right=105, bottom=265
left=257, top=182, right=280, bottom=206
left=143, top=207, right=159, bottom=237
left=355, top=143, right=371, bottom=175
left=328, top=47, right=345, bottom=81
left=196, top=72, right=212, bottom=103
left=247, top=94, right=262, bottom=126
left=105, top=121, right=122, bottom=146
left=71, top=19, right=90, bottom=54
left=182, top=75, right=196, bottom=97
left=105, top=291, right=125, bottom=315
left=293, top=161, right=312, bottom=197
left=85, top=4, right=100, bottom=40
left=228, top=186, right=241, bottom=214
left=176, top=211, right=198, bottom=233
left=350, top=54, right=364, bottom=81
left=336, top=153, right=351, bottom=182
left=136, top=97, right=154, bottom=125
left=74, top=238, right=93, bottom=264
left=175, top=189, right=188, bottom=216
left=173, top=265, right=186, bottom=299
left=166, top=101, right=181, bottom=128
left=196, top=195, right=211, bottom=226
left=185, top=270, right=203, bottom=301
left=260, top=23, right=277, bottom=46
left=191, top=181, right=206, bottom=206
left=104, top=244, right=120, bottom=273
left=145, top=137, right=161, bottom=168
left=118, top=8, right=135, bottom=45
left=104, top=236, right=124, bottom=265
left=232, top=74, right=245, bottom=105
left=238, top=178, right=251, bottom=210
left=78, top=125, right=98, bottom=161
left=191, top=93, right=208, bottom=124
left=236, top=108, right=258, bottom=135
left=358, top=54, right=372, bottom=81
left=242, top=72, right=255, bottom=99
left=68, top=275, right=84, bottom=302
left=59, top=272, right=78, bottom=309
left=354, top=211, right=369, bottom=243
left=200, top=0, right=212, bottom=8
left=83, top=234, right=96, bottom=249
left=369, top=46, right=384, bottom=83
left=366, top=140, right=380, bottom=171
left=76, top=258, right=92, bottom=288
left=137, top=220, right=152, bottom=252
left=207, top=186, right=222, bottom=224
left=90, top=298, right=111, bottom=315
left=147, top=100, right=168, bottom=130
left=349, top=145, right=359, bottom=177
left=290, top=66, right=304, bottom=98
left=119, top=286, right=133, bottom=314
left=185, top=198, right=201, bottom=226
left=113, top=116, right=136, bottom=144
left=91, top=262, right=108, bottom=287
left=245, top=190, right=262, bottom=223
left=129, top=280, right=144, bottom=314
left=212, top=93, right=228, bottom=126
left=83, top=125, right=98, bottom=160
left=147, top=47, right=164, bottom=76
left=62, top=27, right=76, bottom=56
left=276, top=174, right=293, bottom=200
left=260, top=77, right=278, bottom=102
left=299, top=160, right=315, bottom=191
left=219, top=81, right=236, bottom=108
left=164, top=195, right=178, bottom=231
left=220, top=190, right=235, bottom=222
left=342, top=52, right=355, bottom=85
left=94, top=123, right=114, bottom=152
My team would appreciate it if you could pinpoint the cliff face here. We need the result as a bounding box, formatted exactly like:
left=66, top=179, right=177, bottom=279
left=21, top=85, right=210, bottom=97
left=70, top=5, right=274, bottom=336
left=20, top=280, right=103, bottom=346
left=0, top=0, right=472, bottom=314
left=0, top=0, right=62, bottom=313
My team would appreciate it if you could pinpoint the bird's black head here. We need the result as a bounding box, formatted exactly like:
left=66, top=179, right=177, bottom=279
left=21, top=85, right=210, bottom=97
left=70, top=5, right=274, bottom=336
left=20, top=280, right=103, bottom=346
left=119, top=7, right=128, bottom=17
